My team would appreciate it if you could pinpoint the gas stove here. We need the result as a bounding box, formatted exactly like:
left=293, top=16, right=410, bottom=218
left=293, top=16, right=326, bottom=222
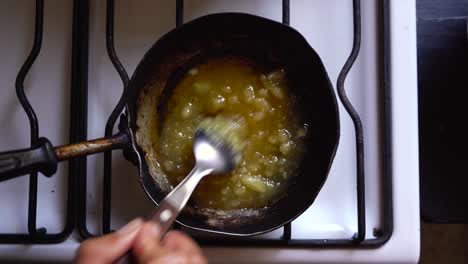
left=0, top=0, right=420, bottom=263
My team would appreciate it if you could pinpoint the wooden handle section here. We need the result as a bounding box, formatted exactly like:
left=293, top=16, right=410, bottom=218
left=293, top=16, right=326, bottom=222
left=55, top=131, right=129, bottom=161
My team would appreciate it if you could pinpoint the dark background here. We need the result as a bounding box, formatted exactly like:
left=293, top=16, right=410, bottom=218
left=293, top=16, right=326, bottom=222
left=417, top=0, right=468, bottom=222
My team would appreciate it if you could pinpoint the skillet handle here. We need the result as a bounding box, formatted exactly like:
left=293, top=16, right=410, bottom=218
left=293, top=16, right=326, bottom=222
left=54, top=130, right=130, bottom=161
left=0, top=138, right=58, bottom=182
left=0, top=131, right=130, bottom=182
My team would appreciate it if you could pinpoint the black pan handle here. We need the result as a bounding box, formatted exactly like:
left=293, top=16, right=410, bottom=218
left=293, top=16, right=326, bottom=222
left=0, top=138, right=58, bottom=182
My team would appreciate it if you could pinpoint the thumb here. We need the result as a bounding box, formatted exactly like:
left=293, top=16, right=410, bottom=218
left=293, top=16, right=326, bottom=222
left=132, top=222, right=164, bottom=263
left=75, top=218, right=143, bottom=264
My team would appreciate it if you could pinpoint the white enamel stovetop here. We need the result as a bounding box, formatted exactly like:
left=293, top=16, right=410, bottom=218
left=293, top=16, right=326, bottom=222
left=0, top=1, right=419, bottom=263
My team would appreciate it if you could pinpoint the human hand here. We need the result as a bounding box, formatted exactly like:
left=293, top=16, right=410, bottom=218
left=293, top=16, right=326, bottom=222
left=75, top=218, right=207, bottom=264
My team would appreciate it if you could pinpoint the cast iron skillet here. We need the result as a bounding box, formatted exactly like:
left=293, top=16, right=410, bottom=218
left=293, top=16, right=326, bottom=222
left=0, top=13, right=339, bottom=236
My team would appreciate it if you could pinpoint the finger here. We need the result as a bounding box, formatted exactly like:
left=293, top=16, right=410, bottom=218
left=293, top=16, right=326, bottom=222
left=162, top=230, right=203, bottom=256
left=140, top=252, right=206, bottom=264
left=162, top=231, right=207, bottom=263
left=75, top=218, right=143, bottom=264
left=152, top=253, right=201, bottom=264
left=132, top=222, right=164, bottom=263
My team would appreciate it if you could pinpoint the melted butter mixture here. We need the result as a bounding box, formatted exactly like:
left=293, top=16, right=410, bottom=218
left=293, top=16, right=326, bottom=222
left=158, top=57, right=307, bottom=210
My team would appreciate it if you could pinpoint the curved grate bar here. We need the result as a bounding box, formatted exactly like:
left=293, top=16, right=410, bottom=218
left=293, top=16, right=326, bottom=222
left=102, top=0, right=130, bottom=234
left=14, top=0, right=44, bottom=236
left=336, top=0, right=366, bottom=242
left=0, top=0, right=76, bottom=243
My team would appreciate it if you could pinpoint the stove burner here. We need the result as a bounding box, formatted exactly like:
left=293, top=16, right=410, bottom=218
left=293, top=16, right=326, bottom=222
left=0, top=0, right=393, bottom=247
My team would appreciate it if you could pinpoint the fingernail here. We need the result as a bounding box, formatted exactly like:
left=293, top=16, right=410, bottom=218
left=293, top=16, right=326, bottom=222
left=117, top=218, right=143, bottom=236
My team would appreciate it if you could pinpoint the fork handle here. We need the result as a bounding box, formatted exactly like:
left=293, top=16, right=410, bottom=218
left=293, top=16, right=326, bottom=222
left=151, top=165, right=213, bottom=234
left=114, top=165, right=212, bottom=264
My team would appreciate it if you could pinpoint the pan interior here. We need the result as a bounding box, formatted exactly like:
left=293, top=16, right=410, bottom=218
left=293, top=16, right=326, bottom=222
left=130, top=13, right=339, bottom=236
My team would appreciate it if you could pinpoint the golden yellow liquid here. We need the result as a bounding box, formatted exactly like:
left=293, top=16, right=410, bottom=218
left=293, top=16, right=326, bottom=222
left=158, top=57, right=306, bottom=210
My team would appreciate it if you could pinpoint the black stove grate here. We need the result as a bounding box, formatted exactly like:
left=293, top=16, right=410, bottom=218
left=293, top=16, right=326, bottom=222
left=77, top=0, right=393, bottom=247
left=0, top=0, right=393, bottom=247
left=0, top=0, right=79, bottom=244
